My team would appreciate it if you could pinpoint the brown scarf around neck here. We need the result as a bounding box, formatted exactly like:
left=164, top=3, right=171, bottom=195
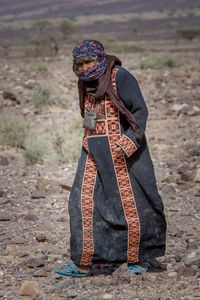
left=78, top=54, right=140, bottom=139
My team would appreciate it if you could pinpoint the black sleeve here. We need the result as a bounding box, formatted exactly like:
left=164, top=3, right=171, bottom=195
left=115, top=66, right=148, bottom=157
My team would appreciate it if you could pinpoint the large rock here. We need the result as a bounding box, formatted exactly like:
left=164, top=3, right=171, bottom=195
left=184, top=251, right=200, bottom=267
left=19, top=281, right=39, bottom=296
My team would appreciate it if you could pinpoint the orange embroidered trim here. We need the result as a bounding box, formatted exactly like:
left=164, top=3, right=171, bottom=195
left=80, top=153, right=97, bottom=266
left=82, top=137, right=88, bottom=152
left=111, top=68, right=117, bottom=93
left=108, top=135, right=141, bottom=263
left=116, top=134, right=138, bottom=158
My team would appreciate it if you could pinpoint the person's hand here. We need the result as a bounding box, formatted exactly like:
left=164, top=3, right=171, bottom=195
left=116, top=145, right=125, bottom=155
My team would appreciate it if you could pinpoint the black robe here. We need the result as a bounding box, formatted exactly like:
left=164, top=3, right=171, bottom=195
left=68, top=66, right=166, bottom=266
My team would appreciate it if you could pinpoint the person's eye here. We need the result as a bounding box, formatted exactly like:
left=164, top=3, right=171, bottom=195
left=77, top=62, right=83, bottom=68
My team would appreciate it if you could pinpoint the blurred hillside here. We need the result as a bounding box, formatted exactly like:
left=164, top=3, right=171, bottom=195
left=0, top=0, right=200, bottom=20
left=0, top=0, right=200, bottom=45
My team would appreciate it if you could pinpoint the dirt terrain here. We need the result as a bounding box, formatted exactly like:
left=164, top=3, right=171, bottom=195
left=0, top=33, right=200, bottom=300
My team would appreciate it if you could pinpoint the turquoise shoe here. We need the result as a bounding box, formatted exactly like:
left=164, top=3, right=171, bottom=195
left=55, top=264, right=88, bottom=278
left=128, top=263, right=148, bottom=274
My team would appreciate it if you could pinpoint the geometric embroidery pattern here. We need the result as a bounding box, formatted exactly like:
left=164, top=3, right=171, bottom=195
left=108, top=135, right=140, bottom=263
left=80, top=153, right=97, bottom=265
left=116, top=134, right=137, bottom=158
left=107, top=120, right=120, bottom=135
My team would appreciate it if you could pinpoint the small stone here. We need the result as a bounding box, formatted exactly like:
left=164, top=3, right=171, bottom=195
left=112, top=263, right=130, bottom=284
left=175, top=255, right=181, bottom=262
left=53, top=278, right=74, bottom=291
left=103, top=295, right=112, bottom=299
left=176, top=266, right=196, bottom=277
left=3, top=89, right=20, bottom=103
left=19, top=281, right=39, bottom=296
left=194, top=189, right=200, bottom=197
left=10, top=238, right=26, bottom=244
left=181, top=171, right=193, bottom=182
left=0, top=191, right=6, bottom=198
left=31, top=190, right=46, bottom=199
left=149, top=258, right=167, bottom=270
left=25, top=258, right=45, bottom=268
left=0, top=211, right=11, bottom=221
left=178, top=284, right=187, bottom=290
left=24, top=213, right=38, bottom=221
left=33, top=270, right=47, bottom=277
left=142, top=273, right=157, bottom=282
left=36, top=234, right=47, bottom=242
left=22, top=108, right=31, bottom=116
left=67, top=290, right=78, bottom=298
left=19, top=252, right=29, bottom=258
left=168, top=272, right=177, bottom=277
left=0, top=156, right=9, bottom=166
left=194, top=168, right=200, bottom=183
left=24, top=79, right=36, bottom=89
left=185, top=251, right=200, bottom=267
left=57, top=216, right=66, bottom=222
left=34, top=258, right=45, bottom=268
left=171, top=103, right=188, bottom=115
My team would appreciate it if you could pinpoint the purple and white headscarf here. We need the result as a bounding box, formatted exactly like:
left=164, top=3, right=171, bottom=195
left=72, top=40, right=107, bottom=81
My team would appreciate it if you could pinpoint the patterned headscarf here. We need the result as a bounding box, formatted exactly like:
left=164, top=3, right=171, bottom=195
left=72, top=40, right=107, bottom=81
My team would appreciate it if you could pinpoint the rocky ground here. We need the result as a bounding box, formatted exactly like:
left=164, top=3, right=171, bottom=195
left=0, top=40, right=200, bottom=300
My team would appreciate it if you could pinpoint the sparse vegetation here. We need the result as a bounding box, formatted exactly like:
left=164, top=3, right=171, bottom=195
left=176, top=27, right=200, bottom=41
left=32, top=85, right=52, bottom=107
left=52, top=132, right=66, bottom=163
left=31, top=35, right=59, bottom=57
left=32, top=19, right=52, bottom=33
left=60, top=19, right=77, bottom=39
left=18, top=62, right=49, bottom=74
left=64, top=114, right=83, bottom=162
left=31, top=83, right=70, bottom=108
left=51, top=115, right=83, bottom=163
left=0, top=117, right=30, bottom=148
left=140, top=53, right=182, bottom=69
left=23, top=134, right=46, bottom=165
left=1, top=44, right=10, bottom=56
left=104, top=40, right=145, bottom=54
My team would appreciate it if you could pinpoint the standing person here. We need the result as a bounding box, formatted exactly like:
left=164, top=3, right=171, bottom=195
left=55, top=40, right=166, bottom=277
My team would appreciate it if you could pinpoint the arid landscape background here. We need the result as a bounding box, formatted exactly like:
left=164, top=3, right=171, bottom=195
left=0, top=1, right=200, bottom=299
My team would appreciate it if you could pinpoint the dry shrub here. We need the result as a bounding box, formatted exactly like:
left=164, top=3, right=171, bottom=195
left=176, top=27, right=200, bottom=41
left=51, top=114, right=83, bottom=163
left=31, top=83, right=70, bottom=108
left=0, top=117, right=30, bottom=148
left=18, top=62, right=49, bottom=74
left=23, top=134, right=46, bottom=165
left=140, top=53, right=182, bottom=69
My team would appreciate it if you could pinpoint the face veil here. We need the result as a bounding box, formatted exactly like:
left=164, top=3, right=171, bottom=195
left=72, top=40, right=107, bottom=81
